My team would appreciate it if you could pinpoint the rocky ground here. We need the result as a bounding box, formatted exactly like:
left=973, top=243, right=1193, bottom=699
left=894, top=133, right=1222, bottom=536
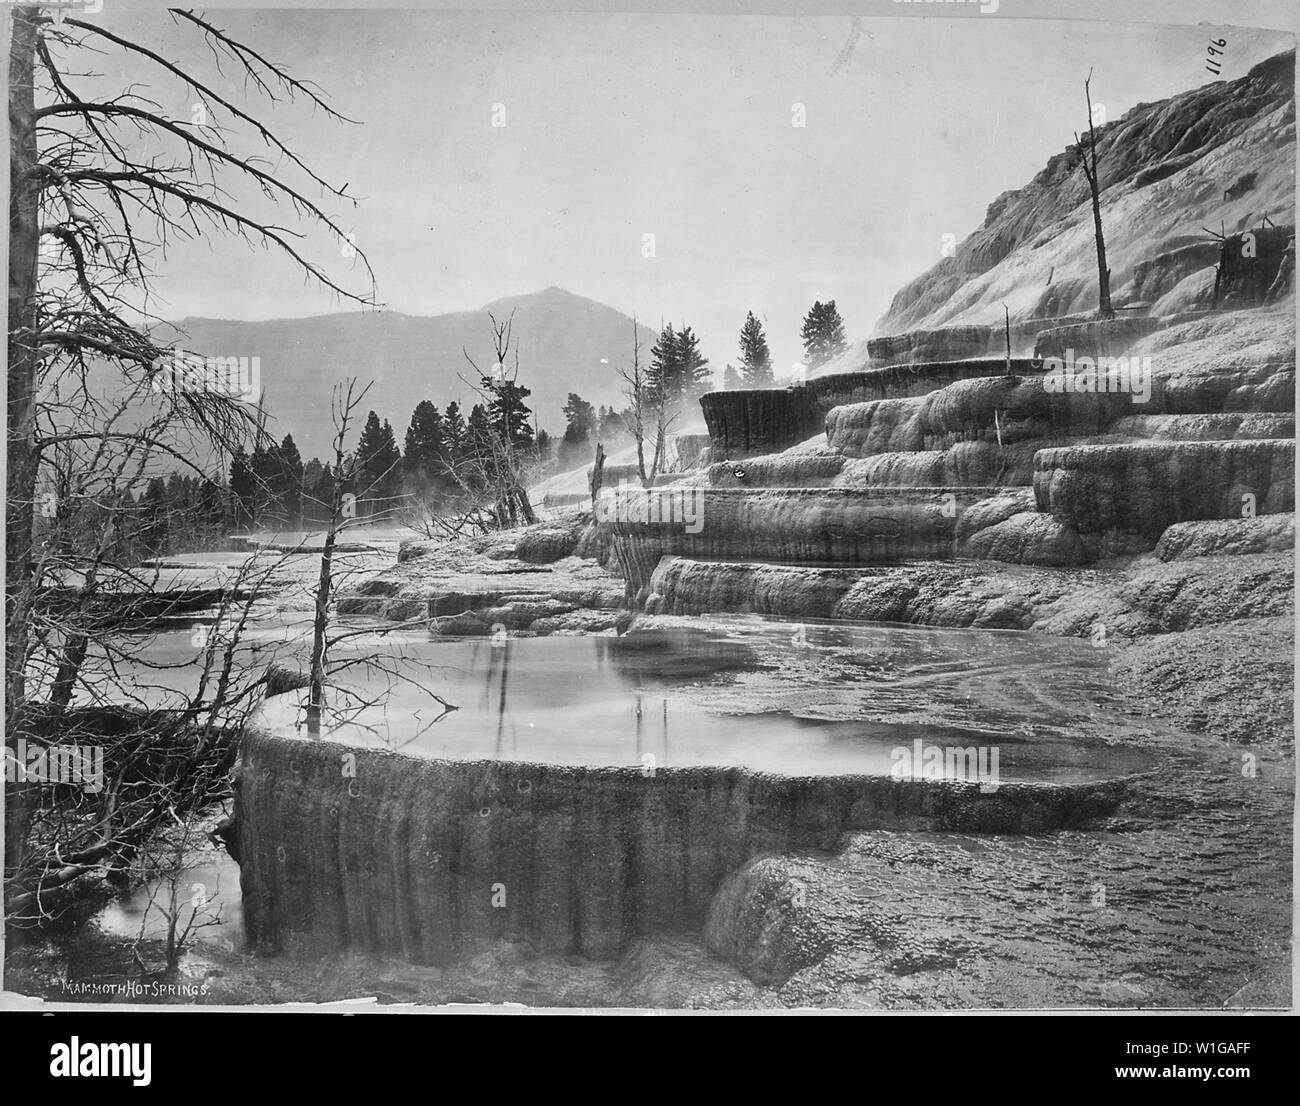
left=334, top=516, right=627, bottom=634
left=8, top=507, right=1291, bottom=1009
left=9, top=735, right=1288, bottom=1010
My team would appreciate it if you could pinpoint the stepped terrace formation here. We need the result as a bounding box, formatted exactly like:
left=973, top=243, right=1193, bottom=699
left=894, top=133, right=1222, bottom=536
left=243, top=295, right=1293, bottom=1003
left=229, top=49, right=1294, bottom=1008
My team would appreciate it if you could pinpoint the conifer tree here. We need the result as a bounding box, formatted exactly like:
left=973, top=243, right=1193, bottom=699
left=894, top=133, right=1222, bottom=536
left=800, top=300, right=849, bottom=368
left=739, top=311, right=774, bottom=386
left=354, top=411, right=402, bottom=515
left=675, top=325, right=712, bottom=401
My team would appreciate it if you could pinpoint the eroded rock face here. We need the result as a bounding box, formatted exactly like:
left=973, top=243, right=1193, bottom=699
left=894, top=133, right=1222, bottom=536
left=959, top=511, right=1088, bottom=567
left=866, top=325, right=1003, bottom=365
left=825, top=397, right=927, bottom=457
left=698, top=387, right=821, bottom=458
left=1034, top=317, right=1163, bottom=361
left=707, top=450, right=846, bottom=488
left=837, top=442, right=1044, bottom=487
left=1106, top=412, right=1295, bottom=442
left=1036, top=552, right=1295, bottom=639
left=1033, top=439, right=1295, bottom=555
left=1155, top=513, right=1295, bottom=561
left=233, top=729, right=1129, bottom=963
left=644, top=558, right=867, bottom=618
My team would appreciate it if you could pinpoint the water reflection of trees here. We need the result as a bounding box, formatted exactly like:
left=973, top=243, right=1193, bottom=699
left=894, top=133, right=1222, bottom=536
left=596, top=628, right=755, bottom=684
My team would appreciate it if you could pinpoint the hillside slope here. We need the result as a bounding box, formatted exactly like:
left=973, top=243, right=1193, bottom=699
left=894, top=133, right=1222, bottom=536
left=873, top=49, right=1295, bottom=339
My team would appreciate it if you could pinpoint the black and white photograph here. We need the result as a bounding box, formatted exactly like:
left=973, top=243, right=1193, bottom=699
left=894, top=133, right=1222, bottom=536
left=1, top=0, right=1296, bottom=1037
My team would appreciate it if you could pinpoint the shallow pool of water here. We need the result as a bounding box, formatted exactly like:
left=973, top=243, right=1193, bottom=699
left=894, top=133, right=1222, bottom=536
left=255, top=618, right=1159, bottom=782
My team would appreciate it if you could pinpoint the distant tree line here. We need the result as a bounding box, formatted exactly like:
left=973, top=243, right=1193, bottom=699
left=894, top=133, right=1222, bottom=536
left=130, top=298, right=853, bottom=548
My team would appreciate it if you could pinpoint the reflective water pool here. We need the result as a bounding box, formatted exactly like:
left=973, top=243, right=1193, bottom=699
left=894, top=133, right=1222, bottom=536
left=254, top=618, right=1159, bottom=782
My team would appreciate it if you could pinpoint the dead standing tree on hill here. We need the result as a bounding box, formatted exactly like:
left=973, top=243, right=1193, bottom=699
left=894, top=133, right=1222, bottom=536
left=1075, top=69, right=1115, bottom=320
left=6, top=6, right=376, bottom=924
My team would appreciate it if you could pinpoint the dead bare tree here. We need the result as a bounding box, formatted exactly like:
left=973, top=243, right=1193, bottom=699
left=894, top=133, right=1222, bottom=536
left=6, top=7, right=376, bottom=927
left=4, top=547, right=290, bottom=927
left=618, top=314, right=676, bottom=488
left=132, top=805, right=226, bottom=976
left=8, top=7, right=377, bottom=709
left=451, top=311, right=540, bottom=529
left=305, top=382, right=367, bottom=734
left=1074, top=69, right=1115, bottom=320
left=589, top=441, right=607, bottom=508
left=285, top=377, right=456, bottom=739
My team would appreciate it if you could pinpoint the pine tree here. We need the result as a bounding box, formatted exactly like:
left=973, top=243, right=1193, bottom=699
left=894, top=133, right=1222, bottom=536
left=675, top=325, right=711, bottom=401
left=355, top=411, right=402, bottom=516
left=536, top=428, right=554, bottom=464
left=562, top=393, right=596, bottom=444
left=194, top=478, right=224, bottom=532
left=403, top=400, right=446, bottom=489
left=649, top=322, right=711, bottom=407
left=739, top=311, right=774, bottom=386
left=465, top=403, right=493, bottom=458
left=597, top=405, right=625, bottom=439
left=483, top=376, right=534, bottom=447
left=229, top=448, right=256, bottom=526
left=248, top=443, right=279, bottom=523
left=272, top=433, right=304, bottom=523
left=800, top=300, right=848, bottom=369
left=141, top=476, right=169, bottom=552
left=722, top=364, right=743, bottom=390
left=442, top=400, right=466, bottom=461
left=303, top=457, right=324, bottom=491
left=311, top=463, right=336, bottom=523
left=647, top=323, right=678, bottom=404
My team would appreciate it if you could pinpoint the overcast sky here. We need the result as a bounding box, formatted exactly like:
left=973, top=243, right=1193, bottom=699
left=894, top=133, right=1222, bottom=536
left=86, top=8, right=1294, bottom=371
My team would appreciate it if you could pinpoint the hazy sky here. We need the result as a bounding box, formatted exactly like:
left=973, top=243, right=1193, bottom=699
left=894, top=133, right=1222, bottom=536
left=85, top=7, right=1294, bottom=371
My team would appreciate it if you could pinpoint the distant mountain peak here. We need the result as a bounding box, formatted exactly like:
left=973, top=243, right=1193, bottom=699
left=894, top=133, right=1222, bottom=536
left=481, top=285, right=594, bottom=311
left=163, top=289, right=655, bottom=459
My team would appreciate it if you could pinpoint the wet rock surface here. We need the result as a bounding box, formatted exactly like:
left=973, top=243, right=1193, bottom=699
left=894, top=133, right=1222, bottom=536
left=703, top=749, right=1291, bottom=1008
left=1033, top=439, right=1294, bottom=555
left=234, top=728, right=1133, bottom=965
left=336, top=516, right=625, bottom=635
left=1156, top=512, right=1294, bottom=561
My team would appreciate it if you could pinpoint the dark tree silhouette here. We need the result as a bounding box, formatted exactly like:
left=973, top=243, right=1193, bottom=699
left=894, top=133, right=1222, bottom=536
left=800, top=300, right=848, bottom=368
left=6, top=7, right=376, bottom=925
left=738, top=311, right=773, bottom=386
left=1075, top=70, right=1114, bottom=319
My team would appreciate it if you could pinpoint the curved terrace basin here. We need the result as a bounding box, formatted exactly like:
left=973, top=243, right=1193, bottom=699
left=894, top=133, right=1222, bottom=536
left=255, top=619, right=1156, bottom=784
left=236, top=617, right=1161, bottom=963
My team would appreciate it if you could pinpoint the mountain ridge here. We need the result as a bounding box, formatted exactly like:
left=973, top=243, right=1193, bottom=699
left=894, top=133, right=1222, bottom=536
left=160, top=286, right=656, bottom=461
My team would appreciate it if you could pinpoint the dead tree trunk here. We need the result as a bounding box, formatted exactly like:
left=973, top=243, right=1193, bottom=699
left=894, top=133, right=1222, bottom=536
left=1078, top=70, right=1114, bottom=320
left=590, top=442, right=606, bottom=508
left=1003, top=304, right=1012, bottom=375
left=7, top=8, right=41, bottom=710
left=514, top=486, right=536, bottom=525
left=308, top=383, right=367, bottom=735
